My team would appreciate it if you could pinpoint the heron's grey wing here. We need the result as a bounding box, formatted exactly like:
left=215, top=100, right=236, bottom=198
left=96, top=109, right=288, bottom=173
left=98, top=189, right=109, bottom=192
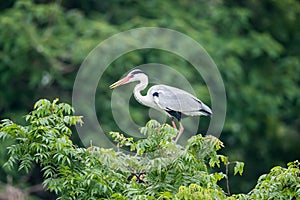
left=149, top=85, right=212, bottom=116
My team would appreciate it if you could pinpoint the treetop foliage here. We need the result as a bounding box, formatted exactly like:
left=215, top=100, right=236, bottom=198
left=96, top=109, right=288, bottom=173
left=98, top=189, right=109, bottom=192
left=0, top=99, right=299, bottom=199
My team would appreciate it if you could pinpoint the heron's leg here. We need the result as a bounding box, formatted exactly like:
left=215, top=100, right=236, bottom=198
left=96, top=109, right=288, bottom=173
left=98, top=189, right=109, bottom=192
left=170, top=118, right=178, bottom=140
left=171, top=118, right=177, bottom=130
left=174, top=120, right=184, bottom=143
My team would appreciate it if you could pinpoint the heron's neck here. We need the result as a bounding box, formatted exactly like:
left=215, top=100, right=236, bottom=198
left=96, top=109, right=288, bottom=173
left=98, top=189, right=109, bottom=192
left=133, top=77, right=153, bottom=107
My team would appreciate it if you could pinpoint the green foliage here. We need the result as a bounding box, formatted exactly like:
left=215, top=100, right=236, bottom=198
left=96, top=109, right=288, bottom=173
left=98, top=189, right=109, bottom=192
left=109, top=121, right=231, bottom=198
left=0, top=0, right=117, bottom=119
left=175, top=184, right=226, bottom=200
left=234, top=162, right=244, bottom=176
left=1, top=99, right=299, bottom=199
left=246, top=161, right=300, bottom=199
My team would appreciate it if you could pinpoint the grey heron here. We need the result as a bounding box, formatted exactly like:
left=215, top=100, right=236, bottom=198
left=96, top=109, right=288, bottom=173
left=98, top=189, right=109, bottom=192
left=109, top=69, right=212, bottom=142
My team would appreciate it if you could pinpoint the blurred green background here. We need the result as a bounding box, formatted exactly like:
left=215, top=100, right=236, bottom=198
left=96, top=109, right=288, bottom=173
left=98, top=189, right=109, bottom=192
left=0, top=0, right=299, bottom=199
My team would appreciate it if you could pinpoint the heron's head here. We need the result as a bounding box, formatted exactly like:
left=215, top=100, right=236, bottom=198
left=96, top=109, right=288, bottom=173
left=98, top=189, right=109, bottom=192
left=109, top=69, right=147, bottom=89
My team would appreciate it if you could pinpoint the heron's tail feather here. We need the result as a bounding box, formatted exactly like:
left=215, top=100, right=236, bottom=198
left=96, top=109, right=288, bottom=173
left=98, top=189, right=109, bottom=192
left=199, top=103, right=212, bottom=116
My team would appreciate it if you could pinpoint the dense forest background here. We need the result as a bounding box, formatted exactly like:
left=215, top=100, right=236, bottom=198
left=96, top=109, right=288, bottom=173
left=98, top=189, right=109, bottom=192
left=0, top=0, right=299, bottom=199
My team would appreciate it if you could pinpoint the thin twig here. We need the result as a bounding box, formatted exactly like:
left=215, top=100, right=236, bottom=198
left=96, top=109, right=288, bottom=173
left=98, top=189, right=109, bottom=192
left=226, top=157, right=231, bottom=196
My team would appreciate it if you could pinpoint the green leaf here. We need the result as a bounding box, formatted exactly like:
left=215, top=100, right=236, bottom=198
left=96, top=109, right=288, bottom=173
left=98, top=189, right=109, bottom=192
left=234, top=161, right=245, bottom=176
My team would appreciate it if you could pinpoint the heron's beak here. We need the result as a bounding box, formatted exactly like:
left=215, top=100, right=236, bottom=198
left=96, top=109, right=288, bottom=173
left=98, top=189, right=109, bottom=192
left=109, top=76, right=130, bottom=89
